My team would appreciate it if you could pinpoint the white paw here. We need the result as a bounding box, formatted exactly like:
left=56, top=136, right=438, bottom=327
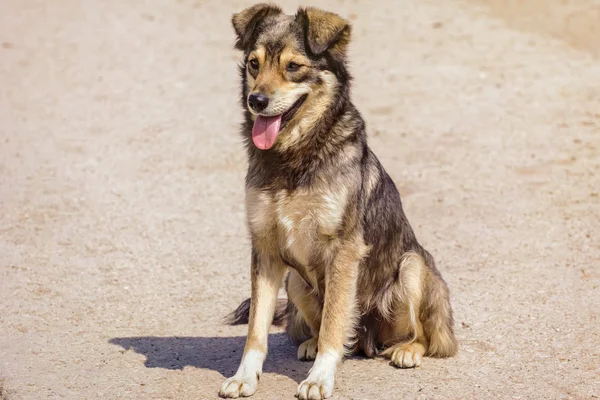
left=220, top=350, right=264, bottom=398
left=297, top=337, right=318, bottom=361
left=219, top=374, right=258, bottom=398
left=296, top=350, right=339, bottom=400
left=296, top=378, right=333, bottom=400
left=389, top=343, right=424, bottom=368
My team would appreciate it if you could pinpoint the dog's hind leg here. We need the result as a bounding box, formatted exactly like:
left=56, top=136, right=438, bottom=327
left=420, top=250, right=458, bottom=358
left=380, top=251, right=457, bottom=368
left=286, top=270, right=322, bottom=361
left=380, top=252, right=428, bottom=368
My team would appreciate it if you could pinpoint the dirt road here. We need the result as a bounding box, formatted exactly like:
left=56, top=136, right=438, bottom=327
left=1, top=0, right=599, bottom=399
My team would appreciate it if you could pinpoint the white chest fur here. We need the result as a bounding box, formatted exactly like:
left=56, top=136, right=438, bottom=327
left=245, top=186, right=348, bottom=267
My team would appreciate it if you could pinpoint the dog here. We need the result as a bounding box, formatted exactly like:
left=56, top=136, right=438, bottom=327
left=219, top=4, right=458, bottom=399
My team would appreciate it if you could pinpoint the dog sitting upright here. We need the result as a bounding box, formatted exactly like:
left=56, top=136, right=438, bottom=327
left=220, top=4, right=458, bottom=399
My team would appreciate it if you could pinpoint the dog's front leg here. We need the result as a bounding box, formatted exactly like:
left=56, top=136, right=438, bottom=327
left=296, top=246, right=360, bottom=400
left=220, top=249, right=285, bottom=398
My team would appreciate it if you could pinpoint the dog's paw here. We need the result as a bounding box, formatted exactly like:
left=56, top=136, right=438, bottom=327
left=296, top=349, right=339, bottom=399
left=219, top=374, right=258, bottom=398
left=296, top=378, right=333, bottom=400
left=296, top=350, right=338, bottom=400
left=388, top=342, right=425, bottom=369
left=297, top=337, right=318, bottom=361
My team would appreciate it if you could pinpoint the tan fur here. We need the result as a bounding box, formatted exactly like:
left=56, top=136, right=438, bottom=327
left=287, top=270, right=321, bottom=336
left=318, top=237, right=368, bottom=354
left=248, top=46, right=287, bottom=96
left=422, top=270, right=459, bottom=357
left=244, top=253, right=285, bottom=355
left=385, top=340, right=428, bottom=368
left=301, top=7, right=351, bottom=56
left=362, top=158, right=381, bottom=200
left=276, top=184, right=348, bottom=264
left=245, top=187, right=277, bottom=252
left=279, top=46, right=311, bottom=68
left=372, top=252, right=457, bottom=359
left=223, top=5, right=457, bottom=399
left=297, top=337, right=319, bottom=361
left=247, top=180, right=352, bottom=269
left=278, top=71, right=338, bottom=152
left=285, top=298, right=313, bottom=344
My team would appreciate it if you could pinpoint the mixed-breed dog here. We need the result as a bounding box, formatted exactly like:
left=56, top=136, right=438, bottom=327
left=216, top=3, right=458, bottom=399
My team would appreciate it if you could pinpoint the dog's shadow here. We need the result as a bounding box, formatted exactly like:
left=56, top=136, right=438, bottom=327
left=109, top=333, right=311, bottom=383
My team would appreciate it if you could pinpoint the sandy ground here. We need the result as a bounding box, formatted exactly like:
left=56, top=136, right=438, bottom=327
left=1, top=0, right=599, bottom=399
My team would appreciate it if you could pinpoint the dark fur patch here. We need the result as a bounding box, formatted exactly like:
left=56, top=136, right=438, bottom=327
left=232, top=3, right=283, bottom=51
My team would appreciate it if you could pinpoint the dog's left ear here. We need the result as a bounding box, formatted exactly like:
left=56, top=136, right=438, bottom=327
left=232, top=3, right=283, bottom=51
left=296, top=7, right=351, bottom=57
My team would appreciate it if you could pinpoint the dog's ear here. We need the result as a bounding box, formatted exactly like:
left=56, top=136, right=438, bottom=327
left=232, top=3, right=282, bottom=51
left=296, top=7, right=351, bottom=57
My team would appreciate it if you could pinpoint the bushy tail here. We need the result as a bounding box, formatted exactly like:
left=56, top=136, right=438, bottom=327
left=421, top=252, right=459, bottom=357
left=224, top=298, right=288, bottom=327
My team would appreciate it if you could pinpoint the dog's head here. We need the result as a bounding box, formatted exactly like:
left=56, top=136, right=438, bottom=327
left=232, top=4, right=351, bottom=151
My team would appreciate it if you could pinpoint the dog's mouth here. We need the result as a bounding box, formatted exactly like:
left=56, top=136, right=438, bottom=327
left=251, top=94, right=308, bottom=150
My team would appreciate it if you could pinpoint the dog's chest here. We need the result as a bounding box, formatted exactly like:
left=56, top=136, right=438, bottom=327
left=246, top=187, right=347, bottom=266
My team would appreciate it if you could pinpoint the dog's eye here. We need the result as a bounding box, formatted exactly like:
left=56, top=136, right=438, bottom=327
left=249, top=59, right=259, bottom=69
left=287, top=62, right=301, bottom=72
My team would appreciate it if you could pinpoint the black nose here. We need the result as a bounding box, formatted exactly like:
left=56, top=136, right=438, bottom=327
left=248, top=94, right=269, bottom=113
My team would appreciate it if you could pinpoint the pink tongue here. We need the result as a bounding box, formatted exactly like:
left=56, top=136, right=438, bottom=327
left=252, top=115, right=282, bottom=150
